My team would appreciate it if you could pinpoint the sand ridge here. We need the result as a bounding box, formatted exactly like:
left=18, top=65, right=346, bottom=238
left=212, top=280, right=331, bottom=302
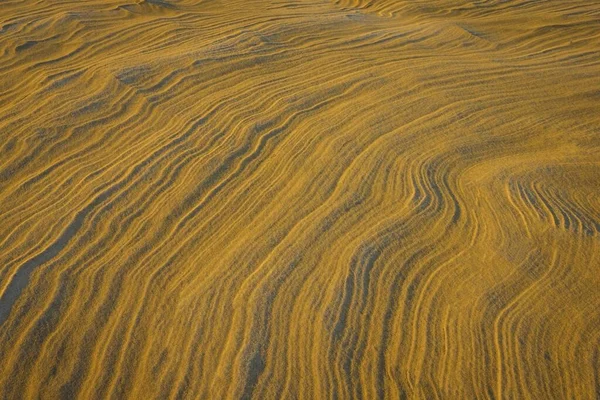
left=0, top=0, right=599, bottom=398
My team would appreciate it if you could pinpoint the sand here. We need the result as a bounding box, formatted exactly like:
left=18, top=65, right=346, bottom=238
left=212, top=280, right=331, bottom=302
left=1, top=0, right=599, bottom=398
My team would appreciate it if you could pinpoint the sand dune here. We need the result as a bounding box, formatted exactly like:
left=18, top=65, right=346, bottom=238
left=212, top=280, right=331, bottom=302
left=1, top=0, right=599, bottom=398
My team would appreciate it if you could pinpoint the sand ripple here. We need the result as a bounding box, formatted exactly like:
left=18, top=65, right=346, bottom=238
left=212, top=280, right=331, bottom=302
left=1, top=0, right=599, bottom=398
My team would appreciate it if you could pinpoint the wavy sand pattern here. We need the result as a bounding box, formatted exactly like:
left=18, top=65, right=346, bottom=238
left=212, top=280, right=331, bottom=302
left=1, top=0, right=600, bottom=398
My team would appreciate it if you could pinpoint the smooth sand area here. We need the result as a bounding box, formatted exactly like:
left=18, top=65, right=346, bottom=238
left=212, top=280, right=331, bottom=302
left=1, top=0, right=599, bottom=398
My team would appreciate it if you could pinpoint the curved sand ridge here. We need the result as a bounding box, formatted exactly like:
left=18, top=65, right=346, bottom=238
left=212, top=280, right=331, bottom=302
left=1, top=0, right=599, bottom=398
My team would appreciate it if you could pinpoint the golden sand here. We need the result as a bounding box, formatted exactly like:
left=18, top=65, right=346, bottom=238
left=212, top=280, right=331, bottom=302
left=1, top=0, right=599, bottom=398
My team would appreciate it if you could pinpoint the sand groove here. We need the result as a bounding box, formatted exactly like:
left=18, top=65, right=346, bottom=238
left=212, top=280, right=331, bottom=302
left=1, top=0, right=599, bottom=398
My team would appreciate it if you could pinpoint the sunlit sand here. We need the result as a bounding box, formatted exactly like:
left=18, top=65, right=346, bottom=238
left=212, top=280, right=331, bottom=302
left=1, top=0, right=599, bottom=398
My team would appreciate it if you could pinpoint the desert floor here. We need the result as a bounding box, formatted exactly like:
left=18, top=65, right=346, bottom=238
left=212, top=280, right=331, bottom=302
left=1, top=0, right=599, bottom=398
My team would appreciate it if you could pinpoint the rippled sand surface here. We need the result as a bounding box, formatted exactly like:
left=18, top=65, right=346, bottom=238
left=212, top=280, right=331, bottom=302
left=1, top=0, right=599, bottom=398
